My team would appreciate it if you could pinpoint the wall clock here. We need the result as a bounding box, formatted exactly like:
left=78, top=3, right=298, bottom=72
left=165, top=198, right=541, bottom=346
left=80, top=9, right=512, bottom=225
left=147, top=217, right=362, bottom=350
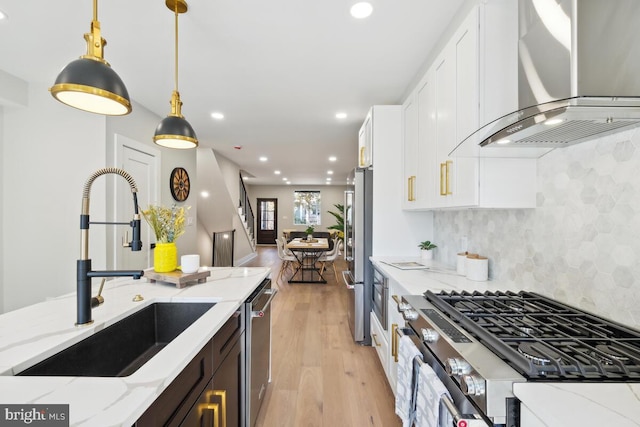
left=170, top=167, right=190, bottom=202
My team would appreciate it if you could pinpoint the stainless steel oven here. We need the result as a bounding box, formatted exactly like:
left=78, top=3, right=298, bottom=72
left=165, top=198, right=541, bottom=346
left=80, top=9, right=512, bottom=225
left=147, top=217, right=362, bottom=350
left=372, top=265, right=388, bottom=330
left=396, top=290, right=640, bottom=426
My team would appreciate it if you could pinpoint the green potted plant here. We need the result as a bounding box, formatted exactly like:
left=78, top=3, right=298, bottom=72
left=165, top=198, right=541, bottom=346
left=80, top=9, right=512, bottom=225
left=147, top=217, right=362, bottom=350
left=418, top=240, right=437, bottom=260
left=305, top=225, right=315, bottom=241
left=327, top=203, right=344, bottom=240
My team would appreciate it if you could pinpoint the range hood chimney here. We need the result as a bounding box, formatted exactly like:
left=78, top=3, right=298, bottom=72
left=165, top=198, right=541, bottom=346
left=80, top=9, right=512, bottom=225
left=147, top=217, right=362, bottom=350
left=452, top=0, right=640, bottom=158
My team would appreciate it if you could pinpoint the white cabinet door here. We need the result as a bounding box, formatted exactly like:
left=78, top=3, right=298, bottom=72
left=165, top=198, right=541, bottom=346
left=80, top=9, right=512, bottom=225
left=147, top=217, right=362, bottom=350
left=433, top=50, right=455, bottom=209
left=358, top=111, right=373, bottom=167
left=451, top=8, right=480, bottom=208
left=370, top=311, right=390, bottom=385
left=402, top=93, right=419, bottom=209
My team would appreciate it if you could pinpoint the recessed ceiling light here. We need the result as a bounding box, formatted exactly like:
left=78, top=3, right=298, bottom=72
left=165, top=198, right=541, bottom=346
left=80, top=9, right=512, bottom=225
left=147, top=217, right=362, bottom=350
left=286, top=181, right=291, bottom=185
left=327, top=170, right=334, bottom=175
left=326, top=177, right=332, bottom=181
left=201, top=191, right=210, bottom=198
left=335, top=112, right=347, bottom=119
left=350, top=2, right=373, bottom=19
left=259, top=156, right=268, bottom=162
left=328, top=156, right=337, bottom=162
left=274, top=170, right=281, bottom=175
left=282, top=177, right=288, bottom=181
left=211, top=112, right=225, bottom=120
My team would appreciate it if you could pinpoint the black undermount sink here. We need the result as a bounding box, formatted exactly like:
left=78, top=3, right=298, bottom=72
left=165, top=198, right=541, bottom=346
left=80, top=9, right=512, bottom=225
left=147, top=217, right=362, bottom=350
left=18, top=302, right=215, bottom=377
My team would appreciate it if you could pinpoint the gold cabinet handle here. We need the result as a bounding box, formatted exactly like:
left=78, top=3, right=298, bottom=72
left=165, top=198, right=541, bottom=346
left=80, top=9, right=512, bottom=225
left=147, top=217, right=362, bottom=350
left=440, top=163, right=447, bottom=196
left=205, top=390, right=227, bottom=427
left=407, top=176, right=416, bottom=201
left=446, top=160, right=452, bottom=195
left=372, top=333, right=381, bottom=347
left=199, top=403, right=220, bottom=427
left=391, top=323, right=399, bottom=363
left=359, top=146, right=366, bottom=166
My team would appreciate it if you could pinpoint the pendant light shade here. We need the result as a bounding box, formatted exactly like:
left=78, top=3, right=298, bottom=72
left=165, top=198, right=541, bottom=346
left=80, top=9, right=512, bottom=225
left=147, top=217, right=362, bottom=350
left=50, top=0, right=131, bottom=115
left=153, top=0, right=198, bottom=149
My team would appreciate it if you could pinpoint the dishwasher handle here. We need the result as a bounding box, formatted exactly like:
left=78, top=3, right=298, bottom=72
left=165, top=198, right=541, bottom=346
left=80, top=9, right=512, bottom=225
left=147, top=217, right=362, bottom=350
left=251, top=288, right=277, bottom=318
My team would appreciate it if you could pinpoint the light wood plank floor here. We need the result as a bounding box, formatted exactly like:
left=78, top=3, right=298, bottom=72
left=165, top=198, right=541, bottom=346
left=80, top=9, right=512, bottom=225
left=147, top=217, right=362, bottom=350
left=244, top=246, right=401, bottom=427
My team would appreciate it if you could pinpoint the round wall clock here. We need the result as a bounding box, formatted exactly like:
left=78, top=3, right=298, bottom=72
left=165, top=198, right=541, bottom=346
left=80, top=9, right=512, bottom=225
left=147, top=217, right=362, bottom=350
left=170, top=167, right=190, bottom=202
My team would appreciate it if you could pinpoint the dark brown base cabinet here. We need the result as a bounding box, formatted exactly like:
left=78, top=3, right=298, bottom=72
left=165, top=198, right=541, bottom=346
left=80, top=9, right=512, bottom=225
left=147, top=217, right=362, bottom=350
left=135, top=310, right=245, bottom=427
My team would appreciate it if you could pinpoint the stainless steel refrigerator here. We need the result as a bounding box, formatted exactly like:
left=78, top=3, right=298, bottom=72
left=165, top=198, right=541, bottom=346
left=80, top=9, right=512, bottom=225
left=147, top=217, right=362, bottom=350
left=342, top=167, right=372, bottom=345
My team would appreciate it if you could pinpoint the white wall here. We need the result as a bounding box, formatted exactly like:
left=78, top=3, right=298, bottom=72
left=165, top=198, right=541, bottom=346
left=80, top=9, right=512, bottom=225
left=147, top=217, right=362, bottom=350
left=106, top=103, right=199, bottom=258
left=247, top=184, right=348, bottom=238
left=0, top=106, right=4, bottom=311
left=196, top=149, right=255, bottom=265
left=3, top=83, right=107, bottom=312
left=1, top=83, right=198, bottom=313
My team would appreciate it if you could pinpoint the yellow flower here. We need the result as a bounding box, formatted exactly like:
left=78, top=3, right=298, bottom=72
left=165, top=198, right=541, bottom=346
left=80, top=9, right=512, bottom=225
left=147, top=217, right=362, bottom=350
left=142, top=204, right=190, bottom=243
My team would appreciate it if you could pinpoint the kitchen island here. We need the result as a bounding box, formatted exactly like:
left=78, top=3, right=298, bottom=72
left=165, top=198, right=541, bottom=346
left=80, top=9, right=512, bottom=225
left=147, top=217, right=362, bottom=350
left=371, top=256, right=640, bottom=427
left=0, top=266, right=270, bottom=426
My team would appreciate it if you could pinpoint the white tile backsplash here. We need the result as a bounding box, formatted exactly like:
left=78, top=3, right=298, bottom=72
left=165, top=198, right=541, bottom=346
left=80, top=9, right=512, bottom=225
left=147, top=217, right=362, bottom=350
left=434, top=128, right=640, bottom=328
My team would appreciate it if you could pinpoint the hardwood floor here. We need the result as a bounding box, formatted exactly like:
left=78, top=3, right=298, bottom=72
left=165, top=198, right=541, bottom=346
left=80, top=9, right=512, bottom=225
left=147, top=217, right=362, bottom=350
left=244, top=246, right=401, bottom=427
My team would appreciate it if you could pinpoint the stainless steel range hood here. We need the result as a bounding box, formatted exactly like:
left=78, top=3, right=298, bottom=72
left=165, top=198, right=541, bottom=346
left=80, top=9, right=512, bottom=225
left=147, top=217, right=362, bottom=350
left=452, top=0, right=640, bottom=158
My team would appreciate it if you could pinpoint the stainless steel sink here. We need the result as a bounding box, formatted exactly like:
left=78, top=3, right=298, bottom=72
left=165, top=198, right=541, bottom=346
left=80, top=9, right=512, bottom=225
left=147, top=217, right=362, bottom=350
left=18, top=302, right=215, bottom=377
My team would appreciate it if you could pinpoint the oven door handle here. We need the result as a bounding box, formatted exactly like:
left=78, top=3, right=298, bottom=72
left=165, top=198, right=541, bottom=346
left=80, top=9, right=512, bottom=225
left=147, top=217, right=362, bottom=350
left=440, top=395, right=491, bottom=427
left=251, top=289, right=278, bottom=318
left=395, top=327, right=491, bottom=427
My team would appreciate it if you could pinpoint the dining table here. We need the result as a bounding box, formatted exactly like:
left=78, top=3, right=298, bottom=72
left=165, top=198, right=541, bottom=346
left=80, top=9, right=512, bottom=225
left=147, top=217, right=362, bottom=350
left=286, top=237, right=329, bottom=283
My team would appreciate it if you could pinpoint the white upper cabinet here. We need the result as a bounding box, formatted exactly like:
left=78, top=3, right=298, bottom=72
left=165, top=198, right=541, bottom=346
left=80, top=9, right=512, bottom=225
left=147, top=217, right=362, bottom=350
left=358, top=110, right=373, bottom=168
left=402, top=1, right=536, bottom=210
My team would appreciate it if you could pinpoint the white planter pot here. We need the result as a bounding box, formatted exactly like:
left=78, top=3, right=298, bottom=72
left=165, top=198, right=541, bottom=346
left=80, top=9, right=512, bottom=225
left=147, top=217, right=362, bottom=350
left=420, top=249, right=433, bottom=260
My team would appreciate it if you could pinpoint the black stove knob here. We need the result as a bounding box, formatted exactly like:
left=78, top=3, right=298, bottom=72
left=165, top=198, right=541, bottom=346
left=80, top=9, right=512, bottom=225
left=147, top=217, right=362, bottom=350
left=445, top=358, right=471, bottom=376
left=461, top=375, right=485, bottom=397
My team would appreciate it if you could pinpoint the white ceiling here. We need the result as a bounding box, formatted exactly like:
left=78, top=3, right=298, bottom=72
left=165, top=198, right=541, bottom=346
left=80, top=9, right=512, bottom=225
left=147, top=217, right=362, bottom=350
left=0, top=0, right=464, bottom=185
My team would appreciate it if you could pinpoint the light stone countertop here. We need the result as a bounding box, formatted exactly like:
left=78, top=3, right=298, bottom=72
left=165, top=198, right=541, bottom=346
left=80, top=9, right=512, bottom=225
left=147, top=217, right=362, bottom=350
left=0, top=266, right=271, bottom=426
left=370, top=256, right=640, bottom=427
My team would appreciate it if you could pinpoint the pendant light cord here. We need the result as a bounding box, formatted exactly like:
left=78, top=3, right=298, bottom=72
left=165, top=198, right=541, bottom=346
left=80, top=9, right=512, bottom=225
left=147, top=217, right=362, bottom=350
left=93, top=0, right=98, bottom=21
left=174, top=2, right=179, bottom=93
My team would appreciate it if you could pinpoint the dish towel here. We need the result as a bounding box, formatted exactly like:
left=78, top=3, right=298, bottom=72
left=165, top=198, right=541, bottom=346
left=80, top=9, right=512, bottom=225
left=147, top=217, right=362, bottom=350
left=395, top=335, right=422, bottom=427
left=415, top=362, right=453, bottom=427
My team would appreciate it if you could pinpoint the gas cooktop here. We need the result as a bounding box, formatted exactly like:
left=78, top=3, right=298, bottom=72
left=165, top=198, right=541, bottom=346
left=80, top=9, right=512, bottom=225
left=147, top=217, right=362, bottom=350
left=424, top=290, right=640, bottom=381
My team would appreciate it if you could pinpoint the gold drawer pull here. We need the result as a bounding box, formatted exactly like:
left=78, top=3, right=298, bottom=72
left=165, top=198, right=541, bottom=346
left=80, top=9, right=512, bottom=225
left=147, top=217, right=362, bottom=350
left=200, top=403, right=220, bottom=427
left=206, top=389, right=227, bottom=427
left=391, top=323, right=399, bottom=363
left=446, top=160, right=452, bottom=195
left=372, top=333, right=381, bottom=347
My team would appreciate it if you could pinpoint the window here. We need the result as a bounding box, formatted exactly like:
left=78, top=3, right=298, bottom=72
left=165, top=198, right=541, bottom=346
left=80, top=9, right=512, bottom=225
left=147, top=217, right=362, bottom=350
left=293, top=191, right=321, bottom=225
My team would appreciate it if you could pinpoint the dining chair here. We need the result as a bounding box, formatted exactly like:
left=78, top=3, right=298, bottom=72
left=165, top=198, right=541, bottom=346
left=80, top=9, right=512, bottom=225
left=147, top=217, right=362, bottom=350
left=275, top=238, right=297, bottom=283
left=318, top=237, right=340, bottom=282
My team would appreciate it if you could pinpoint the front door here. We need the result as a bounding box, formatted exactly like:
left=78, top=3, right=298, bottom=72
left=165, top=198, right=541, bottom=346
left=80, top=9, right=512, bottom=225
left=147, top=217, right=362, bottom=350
left=256, top=198, right=277, bottom=245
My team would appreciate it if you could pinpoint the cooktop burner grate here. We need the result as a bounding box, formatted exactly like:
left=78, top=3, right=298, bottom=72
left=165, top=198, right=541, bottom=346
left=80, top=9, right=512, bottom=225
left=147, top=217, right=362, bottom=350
left=424, top=290, right=640, bottom=380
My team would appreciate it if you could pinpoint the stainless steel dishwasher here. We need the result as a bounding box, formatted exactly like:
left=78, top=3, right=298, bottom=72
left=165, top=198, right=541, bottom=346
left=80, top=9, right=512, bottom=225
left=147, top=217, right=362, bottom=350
left=244, top=278, right=277, bottom=427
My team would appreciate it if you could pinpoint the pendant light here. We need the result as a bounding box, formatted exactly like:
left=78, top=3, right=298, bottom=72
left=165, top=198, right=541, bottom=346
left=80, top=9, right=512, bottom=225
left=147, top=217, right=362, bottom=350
left=50, top=0, right=131, bottom=115
left=153, top=0, right=198, bottom=149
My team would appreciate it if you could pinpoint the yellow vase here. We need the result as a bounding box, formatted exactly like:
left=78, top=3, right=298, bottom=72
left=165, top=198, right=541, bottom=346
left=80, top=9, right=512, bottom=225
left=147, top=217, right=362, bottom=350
left=154, top=242, right=178, bottom=273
